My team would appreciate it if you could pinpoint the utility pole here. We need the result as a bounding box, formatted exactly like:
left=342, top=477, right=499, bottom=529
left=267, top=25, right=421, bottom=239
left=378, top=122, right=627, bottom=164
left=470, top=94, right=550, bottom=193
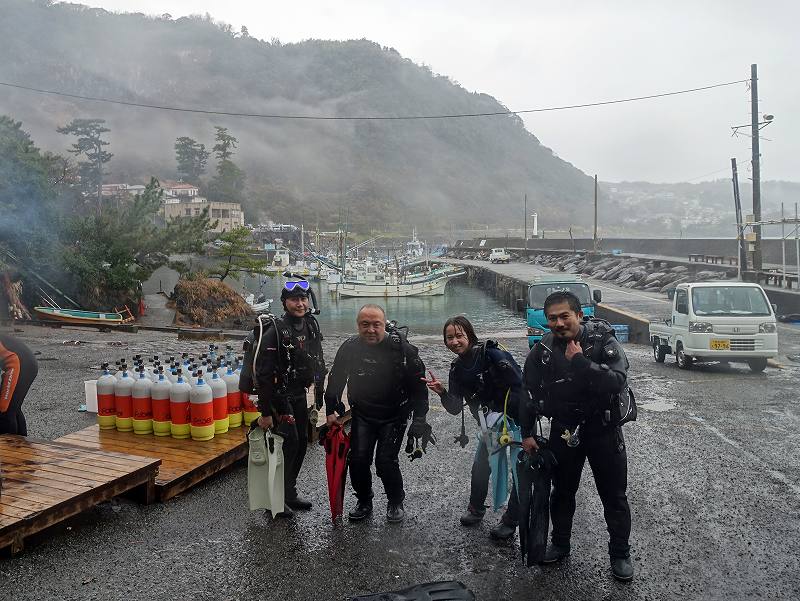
left=593, top=174, right=598, bottom=252
left=750, top=63, right=763, bottom=271
left=731, top=158, right=747, bottom=280
left=524, top=194, right=528, bottom=251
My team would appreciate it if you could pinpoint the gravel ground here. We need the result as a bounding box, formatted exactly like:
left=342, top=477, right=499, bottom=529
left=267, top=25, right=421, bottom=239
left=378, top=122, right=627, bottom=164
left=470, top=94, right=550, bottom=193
left=1, top=323, right=799, bottom=601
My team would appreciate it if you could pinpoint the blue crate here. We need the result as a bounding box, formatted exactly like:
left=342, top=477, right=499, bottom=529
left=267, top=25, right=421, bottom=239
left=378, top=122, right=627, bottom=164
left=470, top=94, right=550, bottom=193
left=612, top=324, right=629, bottom=343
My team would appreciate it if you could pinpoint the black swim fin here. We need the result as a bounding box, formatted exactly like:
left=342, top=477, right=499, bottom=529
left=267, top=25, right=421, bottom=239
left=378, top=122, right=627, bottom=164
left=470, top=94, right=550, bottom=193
left=348, top=580, right=475, bottom=601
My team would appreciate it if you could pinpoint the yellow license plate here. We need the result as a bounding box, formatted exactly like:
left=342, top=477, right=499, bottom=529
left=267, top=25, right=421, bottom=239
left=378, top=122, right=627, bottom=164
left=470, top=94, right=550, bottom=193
left=710, top=339, right=730, bottom=350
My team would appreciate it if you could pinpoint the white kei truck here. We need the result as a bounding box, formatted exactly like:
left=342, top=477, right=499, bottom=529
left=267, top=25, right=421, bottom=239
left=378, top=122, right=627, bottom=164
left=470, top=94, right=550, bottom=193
left=649, top=281, right=778, bottom=372
left=489, top=248, right=511, bottom=263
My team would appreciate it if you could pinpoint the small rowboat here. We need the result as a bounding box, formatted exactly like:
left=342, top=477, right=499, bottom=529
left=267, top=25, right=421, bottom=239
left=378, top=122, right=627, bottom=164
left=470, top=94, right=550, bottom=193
left=33, top=306, right=134, bottom=326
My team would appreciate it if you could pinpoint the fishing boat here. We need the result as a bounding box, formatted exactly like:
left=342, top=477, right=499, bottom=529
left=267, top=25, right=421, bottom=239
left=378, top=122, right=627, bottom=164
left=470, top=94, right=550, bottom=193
left=334, top=263, right=465, bottom=298
left=33, top=306, right=134, bottom=325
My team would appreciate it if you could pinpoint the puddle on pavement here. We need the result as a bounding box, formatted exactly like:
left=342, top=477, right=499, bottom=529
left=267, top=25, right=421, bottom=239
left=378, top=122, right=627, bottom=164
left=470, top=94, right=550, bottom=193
left=638, top=400, right=676, bottom=412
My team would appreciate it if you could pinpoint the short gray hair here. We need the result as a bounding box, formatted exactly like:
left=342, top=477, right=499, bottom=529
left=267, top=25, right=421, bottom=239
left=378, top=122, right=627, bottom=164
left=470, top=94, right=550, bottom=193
left=357, top=303, right=385, bottom=318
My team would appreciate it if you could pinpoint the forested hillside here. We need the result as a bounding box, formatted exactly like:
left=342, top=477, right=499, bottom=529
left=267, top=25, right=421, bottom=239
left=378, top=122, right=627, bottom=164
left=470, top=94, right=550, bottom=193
left=0, top=0, right=596, bottom=232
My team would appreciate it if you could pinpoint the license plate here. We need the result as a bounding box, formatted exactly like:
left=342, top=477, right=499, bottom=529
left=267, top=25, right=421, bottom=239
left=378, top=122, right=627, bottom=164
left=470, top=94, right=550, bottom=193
left=710, top=339, right=730, bottom=350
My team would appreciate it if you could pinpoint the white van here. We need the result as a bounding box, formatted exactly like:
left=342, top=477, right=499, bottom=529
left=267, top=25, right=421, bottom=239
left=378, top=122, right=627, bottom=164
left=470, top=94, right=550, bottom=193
left=649, top=282, right=778, bottom=372
left=489, top=248, right=511, bottom=263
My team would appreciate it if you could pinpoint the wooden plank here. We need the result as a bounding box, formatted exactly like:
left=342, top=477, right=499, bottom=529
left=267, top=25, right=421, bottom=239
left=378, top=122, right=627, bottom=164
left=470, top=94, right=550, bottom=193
left=0, top=435, right=161, bottom=554
left=58, top=427, right=246, bottom=461
left=7, top=437, right=155, bottom=469
left=54, top=424, right=249, bottom=502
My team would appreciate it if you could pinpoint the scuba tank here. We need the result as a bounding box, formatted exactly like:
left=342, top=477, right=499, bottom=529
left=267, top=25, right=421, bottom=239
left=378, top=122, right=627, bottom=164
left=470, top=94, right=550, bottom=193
left=242, top=393, right=260, bottom=429
left=114, top=364, right=135, bottom=432
left=210, top=370, right=230, bottom=434
left=132, top=367, right=154, bottom=435
left=151, top=368, right=172, bottom=437
left=222, top=365, right=243, bottom=428
left=189, top=370, right=215, bottom=441
left=96, top=363, right=117, bottom=430
left=169, top=370, right=192, bottom=439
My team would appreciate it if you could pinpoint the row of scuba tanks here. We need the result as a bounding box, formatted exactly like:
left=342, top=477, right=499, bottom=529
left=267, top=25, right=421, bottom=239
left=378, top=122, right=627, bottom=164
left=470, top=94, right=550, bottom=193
left=95, top=345, right=261, bottom=441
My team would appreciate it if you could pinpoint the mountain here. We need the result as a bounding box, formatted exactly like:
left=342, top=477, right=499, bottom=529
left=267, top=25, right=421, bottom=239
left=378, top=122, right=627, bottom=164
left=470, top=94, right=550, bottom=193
left=0, top=0, right=596, bottom=233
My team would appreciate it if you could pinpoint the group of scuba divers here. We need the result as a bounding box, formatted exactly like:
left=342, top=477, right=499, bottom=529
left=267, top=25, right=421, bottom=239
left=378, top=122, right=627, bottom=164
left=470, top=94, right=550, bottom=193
left=242, top=275, right=635, bottom=583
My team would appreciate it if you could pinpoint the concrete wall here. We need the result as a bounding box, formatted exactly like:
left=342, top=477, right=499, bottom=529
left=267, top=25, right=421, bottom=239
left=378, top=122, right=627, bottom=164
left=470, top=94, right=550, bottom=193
left=457, top=237, right=799, bottom=265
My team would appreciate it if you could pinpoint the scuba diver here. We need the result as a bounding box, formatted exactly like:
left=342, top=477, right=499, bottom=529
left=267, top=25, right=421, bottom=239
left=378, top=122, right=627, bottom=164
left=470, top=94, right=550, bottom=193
left=240, top=273, right=326, bottom=517
left=424, top=316, right=524, bottom=540
left=0, top=334, right=38, bottom=436
left=324, top=304, right=430, bottom=524
left=521, top=291, right=633, bottom=581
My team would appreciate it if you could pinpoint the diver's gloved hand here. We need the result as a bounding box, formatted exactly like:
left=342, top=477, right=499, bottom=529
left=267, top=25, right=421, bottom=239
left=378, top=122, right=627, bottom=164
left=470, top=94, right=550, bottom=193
left=408, top=417, right=428, bottom=439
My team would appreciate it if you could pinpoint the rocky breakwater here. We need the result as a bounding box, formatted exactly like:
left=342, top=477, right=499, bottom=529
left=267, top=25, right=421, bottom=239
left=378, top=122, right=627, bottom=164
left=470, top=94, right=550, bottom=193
left=524, top=253, right=736, bottom=295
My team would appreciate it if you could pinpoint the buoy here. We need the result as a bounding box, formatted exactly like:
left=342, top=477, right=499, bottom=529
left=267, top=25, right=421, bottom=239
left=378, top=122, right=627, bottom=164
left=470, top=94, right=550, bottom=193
left=132, top=367, right=153, bottom=435
left=169, top=370, right=191, bottom=439
left=96, top=363, right=117, bottom=430
left=114, top=365, right=135, bottom=432
left=222, top=365, right=242, bottom=428
left=189, top=370, right=215, bottom=441
left=242, top=393, right=261, bottom=429
left=151, top=368, right=172, bottom=437
left=210, top=370, right=230, bottom=434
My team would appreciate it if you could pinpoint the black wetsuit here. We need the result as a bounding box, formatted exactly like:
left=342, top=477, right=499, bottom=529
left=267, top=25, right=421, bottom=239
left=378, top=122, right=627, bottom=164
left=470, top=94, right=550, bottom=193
left=253, top=313, right=325, bottom=500
left=439, top=342, right=524, bottom=524
left=0, top=334, right=38, bottom=436
left=325, top=334, right=428, bottom=505
left=521, top=323, right=632, bottom=559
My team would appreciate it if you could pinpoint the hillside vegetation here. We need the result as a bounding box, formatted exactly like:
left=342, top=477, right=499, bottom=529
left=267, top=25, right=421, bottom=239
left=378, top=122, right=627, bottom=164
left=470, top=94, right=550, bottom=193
left=0, top=0, right=596, bottom=232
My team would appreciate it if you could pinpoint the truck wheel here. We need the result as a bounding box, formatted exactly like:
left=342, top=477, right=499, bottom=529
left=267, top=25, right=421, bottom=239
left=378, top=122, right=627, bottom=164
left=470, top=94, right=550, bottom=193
left=676, top=343, right=693, bottom=370
left=748, top=358, right=768, bottom=373
left=653, top=342, right=667, bottom=363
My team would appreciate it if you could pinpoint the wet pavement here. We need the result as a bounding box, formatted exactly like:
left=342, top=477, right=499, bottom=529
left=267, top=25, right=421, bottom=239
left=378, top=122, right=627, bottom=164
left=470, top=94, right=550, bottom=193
left=1, top=323, right=799, bottom=600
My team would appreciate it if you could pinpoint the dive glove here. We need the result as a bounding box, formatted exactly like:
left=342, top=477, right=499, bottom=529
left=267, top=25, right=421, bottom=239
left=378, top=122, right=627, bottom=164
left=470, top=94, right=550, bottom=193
left=405, top=417, right=437, bottom=462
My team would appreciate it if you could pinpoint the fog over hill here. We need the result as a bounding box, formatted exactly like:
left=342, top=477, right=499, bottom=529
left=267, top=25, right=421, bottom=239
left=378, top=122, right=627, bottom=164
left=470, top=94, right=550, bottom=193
left=0, top=0, right=601, bottom=233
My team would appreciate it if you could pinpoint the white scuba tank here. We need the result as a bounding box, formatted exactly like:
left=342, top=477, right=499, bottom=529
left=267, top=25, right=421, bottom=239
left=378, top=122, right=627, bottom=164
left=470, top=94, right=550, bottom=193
left=151, top=369, right=172, bottom=437
left=96, top=363, right=117, bottom=430
left=114, top=365, right=135, bottom=432
left=222, top=365, right=242, bottom=428
left=210, top=371, right=230, bottom=434
left=169, top=370, right=192, bottom=439
left=132, top=367, right=153, bottom=435
left=189, top=370, right=215, bottom=441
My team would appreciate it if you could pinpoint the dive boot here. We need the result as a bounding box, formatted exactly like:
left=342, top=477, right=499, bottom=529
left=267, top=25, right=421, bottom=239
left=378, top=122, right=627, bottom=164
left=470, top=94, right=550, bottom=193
left=387, top=502, right=406, bottom=523
left=285, top=495, right=313, bottom=511
left=459, top=505, right=485, bottom=527
left=348, top=501, right=373, bottom=521
left=611, top=556, right=634, bottom=582
left=489, top=518, right=517, bottom=541
left=540, top=543, right=570, bottom=564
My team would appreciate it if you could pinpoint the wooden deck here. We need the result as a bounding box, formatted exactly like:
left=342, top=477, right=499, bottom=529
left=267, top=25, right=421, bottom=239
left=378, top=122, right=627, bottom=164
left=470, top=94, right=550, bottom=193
left=56, top=425, right=249, bottom=502
left=0, top=435, right=160, bottom=555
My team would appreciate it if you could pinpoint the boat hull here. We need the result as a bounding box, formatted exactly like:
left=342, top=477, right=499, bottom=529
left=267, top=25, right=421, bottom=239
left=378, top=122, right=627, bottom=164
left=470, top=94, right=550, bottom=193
left=33, top=307, right=126, bottom=325
left=336, top=277, right=450, bottom=298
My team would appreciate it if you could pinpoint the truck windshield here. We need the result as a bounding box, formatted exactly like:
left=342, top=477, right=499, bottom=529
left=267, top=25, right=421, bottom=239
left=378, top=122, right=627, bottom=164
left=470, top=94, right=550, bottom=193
left=528, top=283, right=591, bottom=309
left=691, top=286, right=772, bottom=317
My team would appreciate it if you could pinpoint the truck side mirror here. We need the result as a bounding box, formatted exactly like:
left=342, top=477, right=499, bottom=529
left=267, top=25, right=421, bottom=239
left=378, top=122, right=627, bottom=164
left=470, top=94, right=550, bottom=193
left=592, top=289, right=602, bottom=304
left=515, top=298, right=526, bottom=313
left=771, top=303, right=778, bottom=314
left=666, top=288, right=676, bottom=300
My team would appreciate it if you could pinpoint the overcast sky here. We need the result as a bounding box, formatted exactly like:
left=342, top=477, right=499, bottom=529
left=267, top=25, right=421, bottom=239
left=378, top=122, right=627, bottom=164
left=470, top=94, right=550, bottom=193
left=89, top=0, right=799, bottom=183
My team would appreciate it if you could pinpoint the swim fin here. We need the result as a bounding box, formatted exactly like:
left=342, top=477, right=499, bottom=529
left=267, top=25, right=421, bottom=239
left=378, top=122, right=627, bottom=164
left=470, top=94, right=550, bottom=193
left=348, top=580, right=475, bottom=601
left=323, top=423, right=350, bottom=523
left=247, top=424, right=285, bottom=513
left=517, top=444, right=557, bottom=566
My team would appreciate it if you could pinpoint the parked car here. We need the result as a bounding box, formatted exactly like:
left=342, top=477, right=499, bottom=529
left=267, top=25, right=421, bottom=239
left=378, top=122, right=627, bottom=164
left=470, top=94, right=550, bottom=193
left=649, top=282, right=778, bottom=372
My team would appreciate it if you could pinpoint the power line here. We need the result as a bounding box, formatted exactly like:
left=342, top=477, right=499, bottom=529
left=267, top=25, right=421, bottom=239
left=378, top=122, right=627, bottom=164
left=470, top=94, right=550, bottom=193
left=0, top=78, right=748, bottom=121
